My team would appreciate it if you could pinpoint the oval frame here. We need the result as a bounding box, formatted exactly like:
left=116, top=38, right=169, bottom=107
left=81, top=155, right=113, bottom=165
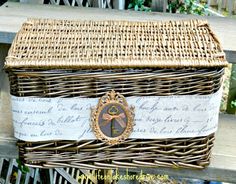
left=91, top=90, right=135, bottom=145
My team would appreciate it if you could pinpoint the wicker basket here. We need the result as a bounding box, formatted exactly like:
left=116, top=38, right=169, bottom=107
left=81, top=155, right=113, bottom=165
left=5, top=19, right=227, bottom=170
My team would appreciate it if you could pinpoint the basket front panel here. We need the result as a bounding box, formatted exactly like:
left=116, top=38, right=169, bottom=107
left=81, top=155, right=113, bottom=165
left=9, top=67, right=223, bottom=169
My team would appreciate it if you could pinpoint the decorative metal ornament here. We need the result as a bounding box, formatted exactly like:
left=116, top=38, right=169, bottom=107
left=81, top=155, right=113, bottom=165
left=91, top=90, right=135, bottom=145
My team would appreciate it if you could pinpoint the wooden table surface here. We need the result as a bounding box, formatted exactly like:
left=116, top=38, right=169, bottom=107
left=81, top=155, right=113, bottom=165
left=0, top=2, right=236, bottom=183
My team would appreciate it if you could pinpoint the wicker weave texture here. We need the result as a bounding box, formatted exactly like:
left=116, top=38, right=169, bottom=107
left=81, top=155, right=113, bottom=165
left=6, top=18, right=226, bottom=170
left=18, top=135, right=214, bottom=170
left=9, top=68, right=223, bottom=169
left=9, top=68, right=223, bottom=97
left=5, top=19, right=227, bottom=69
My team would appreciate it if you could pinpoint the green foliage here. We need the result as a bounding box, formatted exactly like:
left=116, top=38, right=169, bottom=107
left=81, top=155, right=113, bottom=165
left=16, top=159, right=30, bottom=174
left=168, top=0, right=183, bottom=13
left=128, top=0, right=151, bottom=12
left=231, top=67, right=236, bottom=81
left=231, top=99, right=236, bottom=108
left=168, top=0, right=206, bottom=15
left=229, top=66, right=236, bottom=110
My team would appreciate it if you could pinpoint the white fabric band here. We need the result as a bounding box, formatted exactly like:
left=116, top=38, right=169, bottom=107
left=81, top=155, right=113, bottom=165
left=11, top=88, right=222, bottom=141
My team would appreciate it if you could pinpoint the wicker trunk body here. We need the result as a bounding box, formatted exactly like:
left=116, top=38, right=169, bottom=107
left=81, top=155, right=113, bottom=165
left=5, top=19, right=227, bottom=169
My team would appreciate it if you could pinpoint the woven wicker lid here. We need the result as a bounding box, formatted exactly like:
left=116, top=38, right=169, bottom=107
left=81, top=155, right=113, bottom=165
left=5, top=18, right=227, bottom=69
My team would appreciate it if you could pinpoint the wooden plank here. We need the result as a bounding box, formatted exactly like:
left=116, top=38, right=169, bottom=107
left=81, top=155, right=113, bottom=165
left=113, top=0, right=125, bottom=10
left=0, top=31, right=15, bottom=44
left=33, top=168, right=39, bottom=184
left=64, top=167, right=70, bottom=184
left=208, top=0, right=218, bottom=6
left=6, top=159, right=14, bottom=184
left=228, top=0, right=234, bottom=15
left=49, top=169, right=54, bottom=184
left=53, top=170, right=58, bottom=184
left=75, top=169, right=81, bottom=182
left=58, top=173, right=63, bottom=184
left=218, top=0, right=223, bottom=12
left=0, top=43, right=18, bottom=158
left=225, top=50, right=236, bottom=63
left=163, top=0, right=167, bottom=12
left=15, top=170, right=22, bottom=184
left=208, top=0, right=211, bottom=6
left=20, top=0, right=44, bottom=4
left=0, top=158, right=4, bottom=175
left=0, top=2, right=236, bottom=53
left=55, top=168, right=79, bottom=184
left=24, top=172, right=30, bottom=184
left=151, top=0, right=165, bottom=12
left=71, top=168, right=76, bottom=181
left=0, top=141, right=18, bottom=158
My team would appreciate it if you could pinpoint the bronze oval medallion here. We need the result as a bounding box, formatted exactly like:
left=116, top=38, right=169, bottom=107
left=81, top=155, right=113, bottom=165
left=98, top=103, right=128, bottom=138
left=91, top=90, right=134, bottom=145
